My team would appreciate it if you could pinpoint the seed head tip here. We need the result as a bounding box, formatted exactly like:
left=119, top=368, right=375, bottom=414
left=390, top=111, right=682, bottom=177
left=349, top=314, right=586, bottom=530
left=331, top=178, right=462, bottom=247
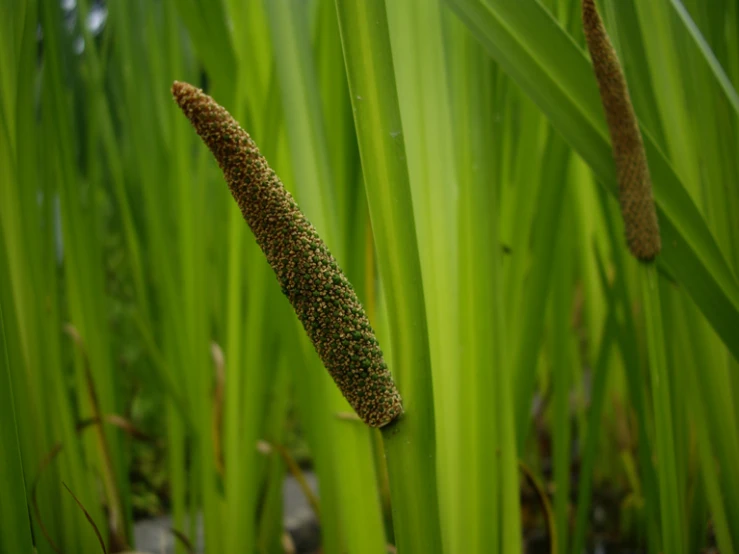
left=581, top=0, right=661, bottom=261
left=170, top=81, right=403, bottom=427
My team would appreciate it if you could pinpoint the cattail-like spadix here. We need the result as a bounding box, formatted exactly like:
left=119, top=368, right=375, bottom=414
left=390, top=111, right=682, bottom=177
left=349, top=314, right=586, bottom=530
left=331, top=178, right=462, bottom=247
left=172, top=81, right=403, bottom=428
left=582, top=0, right=661, bottom=261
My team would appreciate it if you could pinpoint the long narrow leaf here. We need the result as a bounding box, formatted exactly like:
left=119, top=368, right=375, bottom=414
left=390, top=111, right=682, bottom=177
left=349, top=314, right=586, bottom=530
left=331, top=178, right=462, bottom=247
left=445, top=0, right=739, bottom=361
left=335, top=2, right=443, bottom=552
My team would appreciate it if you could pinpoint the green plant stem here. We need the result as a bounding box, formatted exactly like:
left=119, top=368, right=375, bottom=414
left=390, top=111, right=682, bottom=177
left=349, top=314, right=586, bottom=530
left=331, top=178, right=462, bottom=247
left=334, top=1, right=442, bottom=552
left=640, top=263, right=685, bottom=554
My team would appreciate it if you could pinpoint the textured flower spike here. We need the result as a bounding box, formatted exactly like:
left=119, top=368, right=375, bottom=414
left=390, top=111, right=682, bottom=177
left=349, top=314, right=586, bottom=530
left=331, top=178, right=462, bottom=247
left=171, top=81, right=403, bottom=428
left=582, top=0, right=661, bottom=261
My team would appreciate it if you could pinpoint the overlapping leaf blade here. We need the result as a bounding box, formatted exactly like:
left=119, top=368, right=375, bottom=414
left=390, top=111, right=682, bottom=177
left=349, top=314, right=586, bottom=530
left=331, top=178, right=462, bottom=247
left=446, top=0, right=739, bottom=360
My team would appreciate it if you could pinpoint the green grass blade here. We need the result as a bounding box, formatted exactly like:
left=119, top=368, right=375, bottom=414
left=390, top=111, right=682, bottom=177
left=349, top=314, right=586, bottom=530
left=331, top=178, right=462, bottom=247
left=386, top=2, right=465, bottom=549
left=264, top=0, right=339, bottom=251
left=641, top=265, right=685, bottom=554
left=686, top=364, right=737, bottom=554
left=447, top=16, right=502, bottom=552
left=0, top=300, right=34, bottom=554
left=550, top=198, right=576, bottom=554
left=171, top=0, right=236, bottom=91
left=661, top=285, right=739, bottom=549
left=40, top=0, right=128, bottom=548
left=512, top=131, right=571, bottom=444
left=335, top=2, right=443, bottom=552
left=256, top=355, right=291, bottom=554
left=668, top=0, right=739, bottom=116
left=570, top=254, right=617, bottom=554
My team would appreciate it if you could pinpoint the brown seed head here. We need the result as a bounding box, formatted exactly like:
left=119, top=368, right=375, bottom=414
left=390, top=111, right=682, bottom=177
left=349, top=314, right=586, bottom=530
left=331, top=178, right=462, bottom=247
left=582, top=0, right=661, bottom=261
left=171, top=81, right=403, bottom=427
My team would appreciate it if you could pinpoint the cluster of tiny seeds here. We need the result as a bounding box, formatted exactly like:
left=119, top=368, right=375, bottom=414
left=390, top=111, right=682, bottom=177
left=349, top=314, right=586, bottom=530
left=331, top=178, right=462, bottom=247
left=171, top=81, right=403, bottom=428
left=582, top=0, right=661, bottom=262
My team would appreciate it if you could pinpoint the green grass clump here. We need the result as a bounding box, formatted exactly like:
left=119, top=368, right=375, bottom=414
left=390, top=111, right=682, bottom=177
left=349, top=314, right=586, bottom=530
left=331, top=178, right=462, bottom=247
left=172, top=81, right=403, bottom=428
left=3, top=2, right=739, bottom=553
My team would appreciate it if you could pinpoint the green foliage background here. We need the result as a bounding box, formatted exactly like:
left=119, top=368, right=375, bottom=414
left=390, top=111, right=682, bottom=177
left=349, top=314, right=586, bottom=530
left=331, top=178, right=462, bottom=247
left=1, top=0, right=738, bottom=553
